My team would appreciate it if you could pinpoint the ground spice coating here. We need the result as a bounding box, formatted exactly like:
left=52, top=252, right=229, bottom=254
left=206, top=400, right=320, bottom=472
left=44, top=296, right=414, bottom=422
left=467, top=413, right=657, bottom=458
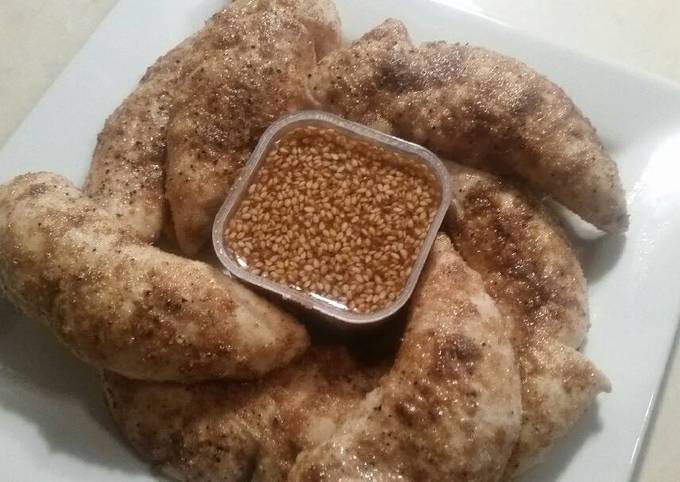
left=224, top=125, right=441, bottom=313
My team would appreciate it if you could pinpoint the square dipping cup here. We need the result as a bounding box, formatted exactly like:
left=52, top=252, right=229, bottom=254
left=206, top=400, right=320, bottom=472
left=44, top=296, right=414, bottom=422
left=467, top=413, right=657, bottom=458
left=213, top=111, right=451, bottom=327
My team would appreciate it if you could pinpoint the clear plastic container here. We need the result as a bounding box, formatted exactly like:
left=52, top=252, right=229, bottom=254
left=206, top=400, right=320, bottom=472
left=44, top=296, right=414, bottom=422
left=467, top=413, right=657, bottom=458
left=213, top=111, right=451, bottom=327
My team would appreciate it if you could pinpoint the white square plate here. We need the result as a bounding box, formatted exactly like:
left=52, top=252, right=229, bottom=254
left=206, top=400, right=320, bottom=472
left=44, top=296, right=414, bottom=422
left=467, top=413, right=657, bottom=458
left=1, top=1, right=679, bottom=481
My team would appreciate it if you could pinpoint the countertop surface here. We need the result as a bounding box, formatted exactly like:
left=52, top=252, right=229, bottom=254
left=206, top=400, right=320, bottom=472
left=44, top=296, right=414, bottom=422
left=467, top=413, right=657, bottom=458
left=1, top=1, right=678, bottom=480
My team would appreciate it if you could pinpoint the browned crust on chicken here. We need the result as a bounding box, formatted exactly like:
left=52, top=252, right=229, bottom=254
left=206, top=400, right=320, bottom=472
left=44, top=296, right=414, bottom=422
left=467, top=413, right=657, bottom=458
left=442, top=163, right=610, bottom=474
left=85, top=0, right=340, bottom=244
left=445, top=163, right=589, bottom=347
left=103, top=344, right=389, bottom=482
left=0, top=172, right=309, bottom=382
left=289, top=235, right=521, bottom=482
left=102, top=236, right=521, bottom=481
left=165, top=8, right=317, bottom=255
left=264, top=0, right=341, bottom=58
left=83, top=7, right=231, bottom=243
left=310, top=19, right=628, bottom=233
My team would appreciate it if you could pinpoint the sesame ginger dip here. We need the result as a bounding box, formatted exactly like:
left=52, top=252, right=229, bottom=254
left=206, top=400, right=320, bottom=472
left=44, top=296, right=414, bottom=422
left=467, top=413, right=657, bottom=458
left=224, top=124, right=442, bottom=313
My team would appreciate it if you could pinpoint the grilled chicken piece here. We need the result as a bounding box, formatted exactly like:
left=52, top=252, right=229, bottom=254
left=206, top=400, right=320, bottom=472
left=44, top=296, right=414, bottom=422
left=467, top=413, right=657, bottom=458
left=85, top=0, right=340, bottom=244
left=166, top=6, right=319, bottom=255
left=83, top=4, right=236, bottom=243
left=0, top=173, right=309, bottom=382
left=103, top=344, right=390, bottom=482
left=442, top=163, right=610, bottom=475
left=103, top=236, right=520, bottom=481
left=290, top=235, right=521, bottom=482
left=267, top=0, right=341, bottom=58
left=309, top=19, right=628, bottom=233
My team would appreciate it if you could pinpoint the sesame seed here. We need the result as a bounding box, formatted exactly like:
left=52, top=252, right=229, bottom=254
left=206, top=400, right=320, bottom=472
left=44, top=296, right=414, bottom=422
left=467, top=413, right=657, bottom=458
left=224, top=124, right=440, bottom=313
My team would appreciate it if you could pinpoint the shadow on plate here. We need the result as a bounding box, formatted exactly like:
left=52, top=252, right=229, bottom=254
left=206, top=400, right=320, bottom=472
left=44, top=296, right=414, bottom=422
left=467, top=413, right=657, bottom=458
left=0, top=299, right=149, bottom=477
left=574, top=234, right=627, bottom=283
left=548, top=200, right=627, bottom=283
left=518, top=401, right=606, bottom=481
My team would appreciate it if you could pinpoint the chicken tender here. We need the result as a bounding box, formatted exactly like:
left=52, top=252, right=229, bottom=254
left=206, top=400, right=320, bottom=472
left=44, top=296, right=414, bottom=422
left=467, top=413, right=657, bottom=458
left=84, top=4, right=234, bottom=243
left=85, top=0, right=340, bottom=244
left=166, top=7, right=317, bottom=255
left=103, top=343, right=390, bottom=482
left=0, top=173, right=309, bottom=382
left=442, top=163, right=610, bottom=474
left=290, top=235, right=521, bottom=482
left=102, top=235, right=520, bottom=481
left=266, top=0, right=341, bottom=58
left=309, top=20, right=628, bottom=233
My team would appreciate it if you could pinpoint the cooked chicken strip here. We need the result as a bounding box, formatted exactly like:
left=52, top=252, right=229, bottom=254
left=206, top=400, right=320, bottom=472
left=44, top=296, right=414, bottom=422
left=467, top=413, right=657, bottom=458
left=0, top=173, right=309, bottom=382
left=103, top=343, right=391, bottom=482
left=310, top=20, right=628, bottom=233
left=290, top=235, right=521, bottom=482
left=83, top=5, right=231, bottom=243
left=446, top=163, right=590, bottom=348
left=85, top=0, right=340, bottom=244
left=442, top=163, right=610, bottom=475
left=166, top=7, right=318, bottom=255
left=269, top=0, right=341, bottom=58
left=102, top=235, right=520, bottom=481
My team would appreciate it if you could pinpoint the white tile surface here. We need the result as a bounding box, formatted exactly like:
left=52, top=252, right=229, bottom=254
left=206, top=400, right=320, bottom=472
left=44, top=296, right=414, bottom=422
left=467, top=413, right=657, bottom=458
left=0, top=1, right=679, bottom=480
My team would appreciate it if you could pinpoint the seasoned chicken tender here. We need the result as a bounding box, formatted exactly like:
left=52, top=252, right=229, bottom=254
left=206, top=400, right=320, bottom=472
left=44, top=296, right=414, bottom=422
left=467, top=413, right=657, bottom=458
left=103, top=343, right=390, bottom=482
left=84, top=4, right=235, bottom=243
left=85, top=0, right=340, bottom=244
left=102, top=236, right=520, bottom=481
left=166, top=8, right=317, bottom=255
left=442, top=164, right=610, bottom=475
left=0, top=173, right=309, bottom=382
left=290, top=235, right=521, bottom=482
left=257, top=0, right=341, bottom=58
left=310, top=20, right=628, bottom=233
